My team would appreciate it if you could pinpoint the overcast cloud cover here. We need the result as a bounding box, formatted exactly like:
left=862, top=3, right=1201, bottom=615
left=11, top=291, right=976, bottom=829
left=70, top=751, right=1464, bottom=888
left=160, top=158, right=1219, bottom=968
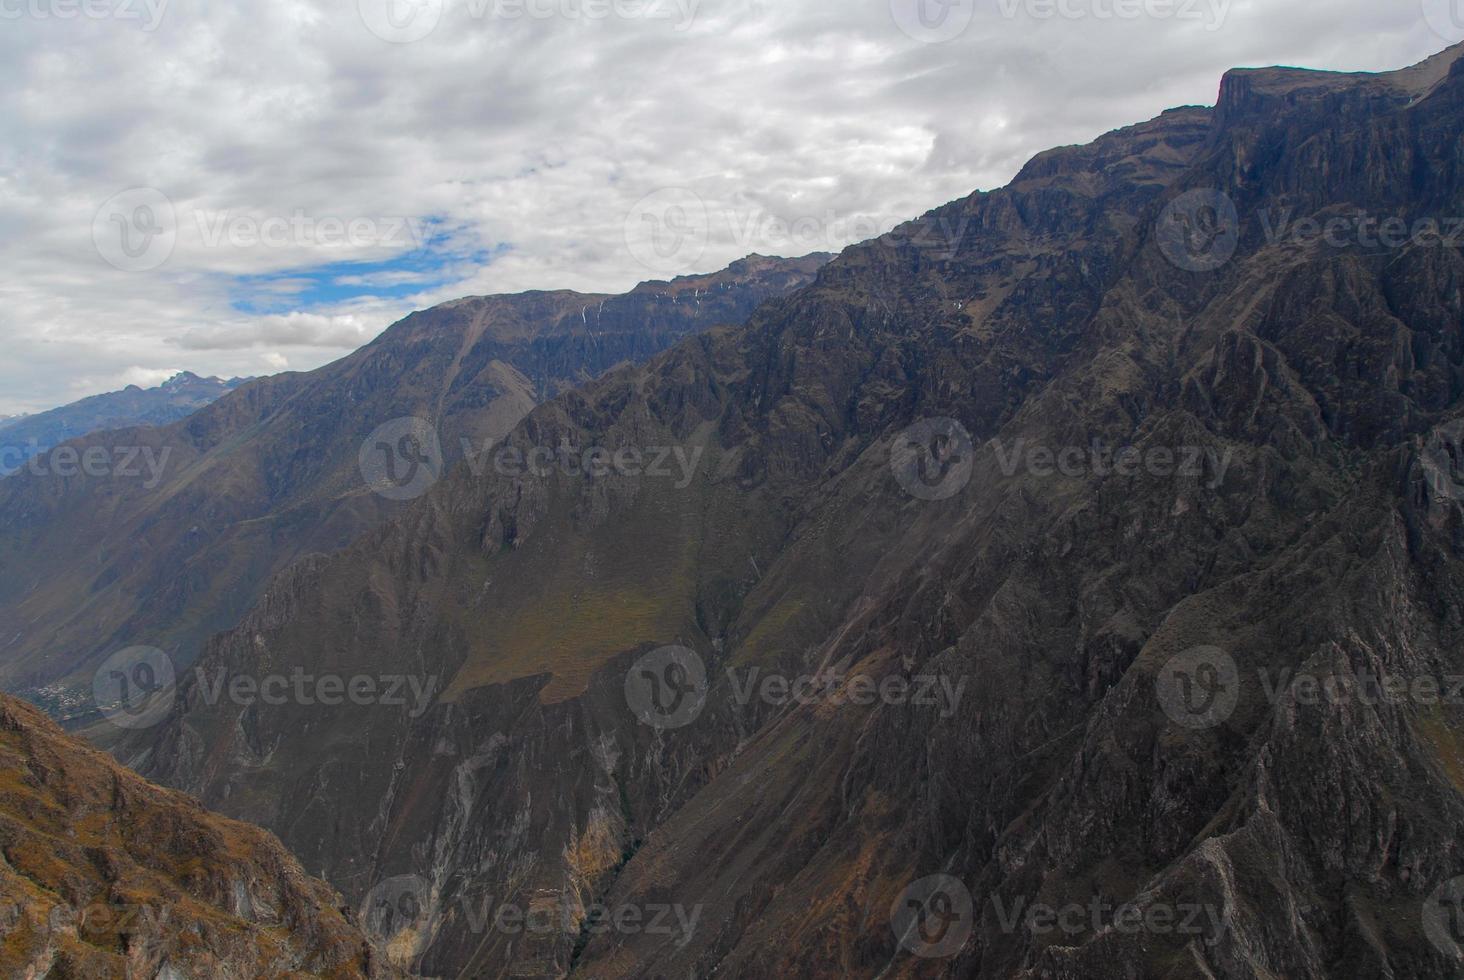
left=0, top=0, right=1457, bottom=414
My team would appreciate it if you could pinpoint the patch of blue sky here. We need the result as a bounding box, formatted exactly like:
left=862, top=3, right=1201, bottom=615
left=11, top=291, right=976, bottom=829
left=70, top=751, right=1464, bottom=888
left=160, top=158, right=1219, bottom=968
left=228, top=220, right=505, bottom=314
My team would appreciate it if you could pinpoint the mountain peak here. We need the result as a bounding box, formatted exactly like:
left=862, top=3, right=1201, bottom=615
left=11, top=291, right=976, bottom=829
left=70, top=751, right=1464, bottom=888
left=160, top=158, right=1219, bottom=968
left=0, top=373, right=255, bottom=475
left=1216, top=41, right=1464, bottom=115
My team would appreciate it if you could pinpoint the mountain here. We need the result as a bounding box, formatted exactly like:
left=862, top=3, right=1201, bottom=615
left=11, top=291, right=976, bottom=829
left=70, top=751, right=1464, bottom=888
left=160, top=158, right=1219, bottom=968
left=0, top=692, right=401, bottom=978
left=0, top=253, right=828, bottom=709
left=126, top=42, right=1464, bottom=979
left=0, top=372, right=249, bottom=476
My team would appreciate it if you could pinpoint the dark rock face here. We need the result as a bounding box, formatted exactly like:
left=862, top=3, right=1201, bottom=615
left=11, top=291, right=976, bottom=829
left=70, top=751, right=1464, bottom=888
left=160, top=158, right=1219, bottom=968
left=0, top=253, right=827, bottom=703
left=0, top=693, right=403, bottom=978
left=135, top=45, right=1464, bottom=978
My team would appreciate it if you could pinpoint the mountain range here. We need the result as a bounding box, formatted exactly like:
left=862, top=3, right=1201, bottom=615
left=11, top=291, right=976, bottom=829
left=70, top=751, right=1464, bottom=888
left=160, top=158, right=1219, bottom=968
left=0, top=372, right=250, bottom=477
left=4, top=40, right=1464, bottom=980
left=0, top=253, right=828, bottom=714
left=85, top=42, right=1464, bottom=979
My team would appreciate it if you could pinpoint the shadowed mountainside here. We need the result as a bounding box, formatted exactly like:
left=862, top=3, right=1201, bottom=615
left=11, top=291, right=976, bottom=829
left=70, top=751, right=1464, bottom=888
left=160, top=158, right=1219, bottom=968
left=133, top=44, right=1464, bottom=979
left=0, top=253, right=827, bottom=709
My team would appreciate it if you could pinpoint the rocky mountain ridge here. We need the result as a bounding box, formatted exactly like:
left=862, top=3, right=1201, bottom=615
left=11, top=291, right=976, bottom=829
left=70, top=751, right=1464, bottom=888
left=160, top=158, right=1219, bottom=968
left=0, top=372, right=249, bottom=477
left=123, top=42, right=1464, bottom=979
left=0, top=253, right=827, bottom=706
left=0, top=692, right=401, bottom=978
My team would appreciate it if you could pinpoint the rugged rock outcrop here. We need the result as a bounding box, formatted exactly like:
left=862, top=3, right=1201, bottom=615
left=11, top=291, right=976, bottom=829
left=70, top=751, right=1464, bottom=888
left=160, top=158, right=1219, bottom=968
left=137, top=44, right=1464, bottom=978
left=0, top=693, right=402, bottom=978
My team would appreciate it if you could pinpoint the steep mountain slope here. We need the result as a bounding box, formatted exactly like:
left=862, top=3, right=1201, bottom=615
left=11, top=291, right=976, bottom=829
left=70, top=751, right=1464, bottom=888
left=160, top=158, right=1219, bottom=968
left=0, top=372, right=249, bottom=476
left=0, top=693, right=401, bottom=978
left=0, top=253, right=827, bottom=706
left=139, top=45, right=1464, bottom=979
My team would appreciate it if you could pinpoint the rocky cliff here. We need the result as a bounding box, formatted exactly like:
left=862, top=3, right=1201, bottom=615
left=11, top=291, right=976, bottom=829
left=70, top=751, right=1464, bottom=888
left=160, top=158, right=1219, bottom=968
left=0, top=693, right=402, bottom=978
left=0, top=253, right=827, bottom=707
left=136, top=45, right=1464, bottom=978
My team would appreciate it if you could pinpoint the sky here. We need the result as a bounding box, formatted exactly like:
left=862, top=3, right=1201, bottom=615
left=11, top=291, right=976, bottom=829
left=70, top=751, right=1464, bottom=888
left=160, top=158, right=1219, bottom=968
left=0, top=0, right=1458, bottom=415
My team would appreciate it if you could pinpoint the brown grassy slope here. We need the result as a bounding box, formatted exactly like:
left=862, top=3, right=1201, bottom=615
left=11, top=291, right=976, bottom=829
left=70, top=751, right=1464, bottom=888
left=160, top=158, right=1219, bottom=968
left=0, top=693, right=402, bottom=979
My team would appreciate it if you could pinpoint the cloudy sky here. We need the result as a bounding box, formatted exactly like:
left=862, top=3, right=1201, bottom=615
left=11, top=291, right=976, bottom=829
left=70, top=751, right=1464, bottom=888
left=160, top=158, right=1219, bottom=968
left=0, top=0, right=1457, bottom=414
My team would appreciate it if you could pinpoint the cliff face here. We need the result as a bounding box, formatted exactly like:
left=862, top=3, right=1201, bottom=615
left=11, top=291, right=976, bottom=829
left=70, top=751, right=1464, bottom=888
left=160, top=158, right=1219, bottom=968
left=0, top=693, right=401, bottom=979
left=137, top=45, right=1464, bottom=978
left=0, top=253, right=827, bottom=703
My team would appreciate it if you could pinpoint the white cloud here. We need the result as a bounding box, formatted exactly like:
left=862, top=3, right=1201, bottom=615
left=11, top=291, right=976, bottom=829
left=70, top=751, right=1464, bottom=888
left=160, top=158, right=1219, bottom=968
left=172, top=312, right=378, bottom=351
left=117, top=366, right=187, bottom=388
left=0, top=0, right=1453, bottom=413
